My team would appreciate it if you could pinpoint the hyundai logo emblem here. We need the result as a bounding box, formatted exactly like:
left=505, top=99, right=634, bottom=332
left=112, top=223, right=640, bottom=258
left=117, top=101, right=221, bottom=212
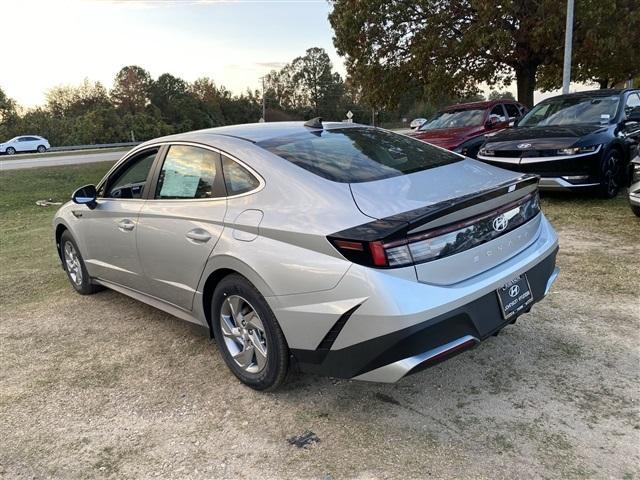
left=492, top=215, right=509, bottom=232
left=508, top=285, right=520, bottom=298
left=517, top=143, right=532, bottom=149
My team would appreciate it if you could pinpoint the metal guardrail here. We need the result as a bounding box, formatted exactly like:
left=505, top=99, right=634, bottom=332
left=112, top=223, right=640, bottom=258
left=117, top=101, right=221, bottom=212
left=48, top=141, right=141, bottom=152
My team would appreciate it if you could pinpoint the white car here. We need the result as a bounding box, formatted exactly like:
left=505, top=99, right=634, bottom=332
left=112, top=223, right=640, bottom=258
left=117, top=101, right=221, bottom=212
left=0, top=135, right=50, bottom=155
left=410, top=118, right=427, bottom=129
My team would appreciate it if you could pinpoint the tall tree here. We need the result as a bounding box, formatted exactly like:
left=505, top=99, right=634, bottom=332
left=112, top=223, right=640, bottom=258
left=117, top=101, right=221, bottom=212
left=264, top=47, right=346, bottom=120
left=110, top=66, right=152, bottom=114
left=537, top=0, right=640, bottom=90
left=329, top=0, right=636, bottom=107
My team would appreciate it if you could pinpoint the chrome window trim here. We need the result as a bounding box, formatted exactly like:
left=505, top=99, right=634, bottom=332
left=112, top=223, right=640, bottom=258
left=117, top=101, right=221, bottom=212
left=97, top=140, right=265, bottom=201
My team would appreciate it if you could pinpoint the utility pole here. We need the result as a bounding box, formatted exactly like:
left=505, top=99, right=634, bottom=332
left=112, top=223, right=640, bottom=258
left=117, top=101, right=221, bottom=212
left=562, top=0, right=574, bottom=94
left=261, top=76, right=266, bottom=122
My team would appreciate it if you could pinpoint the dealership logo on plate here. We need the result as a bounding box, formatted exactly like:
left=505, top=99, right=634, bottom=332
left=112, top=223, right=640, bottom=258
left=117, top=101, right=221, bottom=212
left=517, top=143, right=532, bottom=149
left=508, top=284, right=520, bottom=298
left=492, top=214, right=509, bottom=232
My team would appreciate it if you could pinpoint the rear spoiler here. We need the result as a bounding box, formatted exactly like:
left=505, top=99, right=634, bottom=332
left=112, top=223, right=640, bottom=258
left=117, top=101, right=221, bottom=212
left=333, top=174, right=539, bottom=243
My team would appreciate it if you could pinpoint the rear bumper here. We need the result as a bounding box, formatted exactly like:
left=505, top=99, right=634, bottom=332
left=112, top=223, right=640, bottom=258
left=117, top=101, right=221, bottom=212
left=292, top=248, right=558, bottom=381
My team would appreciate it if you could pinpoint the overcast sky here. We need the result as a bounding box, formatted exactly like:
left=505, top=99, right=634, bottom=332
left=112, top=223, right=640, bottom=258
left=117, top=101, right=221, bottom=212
left=1, top=0, right=592, bottom=108
left=1, top=0, right=345, bottom=107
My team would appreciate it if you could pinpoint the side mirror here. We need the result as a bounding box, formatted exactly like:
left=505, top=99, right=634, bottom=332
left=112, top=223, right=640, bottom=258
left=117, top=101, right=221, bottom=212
left=72, top=184, right=97, bottom=209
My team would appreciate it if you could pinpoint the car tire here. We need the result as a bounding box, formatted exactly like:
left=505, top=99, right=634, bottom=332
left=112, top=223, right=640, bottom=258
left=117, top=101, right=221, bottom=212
left=37, top=145, right=46, bottom=153
left=6, top=147, right=16, bottom=155
left=631, top=205, right=640, bottom=217
left=60, top=231, right=101, bottom=295
left=211, top=274, right=289, bottom=391
left=598, top=149, right=622, bottom=199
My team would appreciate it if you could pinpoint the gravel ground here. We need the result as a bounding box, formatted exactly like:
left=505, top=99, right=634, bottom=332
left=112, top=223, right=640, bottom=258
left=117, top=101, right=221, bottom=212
left=1, top=200, right=639, bottom=479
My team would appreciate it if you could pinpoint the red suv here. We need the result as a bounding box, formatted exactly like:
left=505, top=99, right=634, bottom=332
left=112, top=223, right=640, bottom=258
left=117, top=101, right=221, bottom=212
left=409, top=100, right=527, bottom=158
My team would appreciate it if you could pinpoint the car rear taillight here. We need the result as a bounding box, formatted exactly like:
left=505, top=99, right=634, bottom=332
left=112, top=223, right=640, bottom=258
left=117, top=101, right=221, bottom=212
left=329, top=192, right=540, bottom=268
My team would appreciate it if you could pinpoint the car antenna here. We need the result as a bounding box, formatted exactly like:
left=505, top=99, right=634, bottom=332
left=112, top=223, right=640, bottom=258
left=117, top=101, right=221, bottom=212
left=304, top=117, right=323, bottom=129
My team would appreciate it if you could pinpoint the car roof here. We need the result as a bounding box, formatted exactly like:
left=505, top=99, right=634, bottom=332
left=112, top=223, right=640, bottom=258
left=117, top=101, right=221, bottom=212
left=540, top=89, right=633, bottom=102
left=148, top=121, right=366, bottom=144
left=441, top=99, right=518, bottom=112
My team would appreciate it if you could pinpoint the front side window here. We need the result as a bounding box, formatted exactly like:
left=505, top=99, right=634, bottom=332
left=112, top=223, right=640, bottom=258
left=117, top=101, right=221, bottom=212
left=519, top=95, right=620, bottom=127
left=222, top=156, right=260, bottom=195
left=504, top=103, right=521, bottom=119
left=489, top=105, right=506, bottom=122
left=155, top=145, right=220, bottom=199
left=105, top=149, right=157, bottom=199
left=624, top=93, right=640, bottom=118
left=258, top=127, right=462, bottom=183
left=419, top=108, right=485, bottom=130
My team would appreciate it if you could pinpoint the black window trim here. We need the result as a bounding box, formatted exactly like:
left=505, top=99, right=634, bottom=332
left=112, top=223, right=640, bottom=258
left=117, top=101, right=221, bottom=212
left=140, top=141, right=264, bottom=202
left=97, top=146, right=163, bottom=201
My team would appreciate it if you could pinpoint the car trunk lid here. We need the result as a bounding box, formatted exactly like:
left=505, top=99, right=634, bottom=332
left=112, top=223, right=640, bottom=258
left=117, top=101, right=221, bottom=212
left=332, top=160, right=541, bottom=284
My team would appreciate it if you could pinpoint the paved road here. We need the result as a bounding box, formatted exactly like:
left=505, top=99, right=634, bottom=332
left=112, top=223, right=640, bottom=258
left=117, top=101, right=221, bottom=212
left=0, top=150, right=126, bottom=171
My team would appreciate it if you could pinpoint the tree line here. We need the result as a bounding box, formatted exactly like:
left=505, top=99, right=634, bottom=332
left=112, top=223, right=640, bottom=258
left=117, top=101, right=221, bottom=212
left=0, top=46, right=523, bottom=147
left=0, top=66, right=263, bottom=147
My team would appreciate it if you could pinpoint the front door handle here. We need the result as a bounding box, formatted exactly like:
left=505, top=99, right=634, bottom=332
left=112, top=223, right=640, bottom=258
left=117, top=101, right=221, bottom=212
left=118, top=219, right=135, bottom=232
left=186, top=229, right=211, bottom=243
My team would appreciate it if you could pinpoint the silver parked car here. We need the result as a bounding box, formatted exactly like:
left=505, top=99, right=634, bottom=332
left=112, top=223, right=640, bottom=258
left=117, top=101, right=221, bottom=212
left=54, top=120, right=559, bottom=390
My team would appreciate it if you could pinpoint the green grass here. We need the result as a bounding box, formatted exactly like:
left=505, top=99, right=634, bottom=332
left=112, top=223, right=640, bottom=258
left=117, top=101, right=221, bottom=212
left=540, top=193, right=640, bottom=296
left=0, top=162, right=113, bottom=308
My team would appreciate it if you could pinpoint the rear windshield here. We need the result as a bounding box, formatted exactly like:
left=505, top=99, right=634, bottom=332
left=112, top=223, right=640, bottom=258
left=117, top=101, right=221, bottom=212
left=257, top=127, right=462, bottom=183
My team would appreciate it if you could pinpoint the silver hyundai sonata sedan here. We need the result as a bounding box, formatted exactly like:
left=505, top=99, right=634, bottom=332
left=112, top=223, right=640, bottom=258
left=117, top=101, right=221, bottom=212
left=54, top=120, right=559, bottom=390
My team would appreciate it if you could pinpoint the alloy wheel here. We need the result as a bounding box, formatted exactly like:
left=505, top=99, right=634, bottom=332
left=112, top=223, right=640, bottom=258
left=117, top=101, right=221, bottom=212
left=219, top=295, right=268, bottom=374
left=6, top=147, right=15, bottom=155
left=64, top=241, right=83, bottom=286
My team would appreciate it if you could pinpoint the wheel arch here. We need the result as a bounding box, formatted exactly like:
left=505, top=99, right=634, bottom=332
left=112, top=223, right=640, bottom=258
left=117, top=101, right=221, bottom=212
left=55, top=222, right=69, bottom=261
left=198, top=255, right=277, bottom=335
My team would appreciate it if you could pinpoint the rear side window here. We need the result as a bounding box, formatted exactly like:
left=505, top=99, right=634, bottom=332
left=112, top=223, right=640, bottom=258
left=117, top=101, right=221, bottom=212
left=257, top=127, right=462, bottom=183
left=222, top=155, right=260, bottom=195
left=155, top=145, right=220, bottom=199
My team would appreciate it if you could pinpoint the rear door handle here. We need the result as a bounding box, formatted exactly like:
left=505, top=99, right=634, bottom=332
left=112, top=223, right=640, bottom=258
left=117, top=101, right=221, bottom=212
left=186, top=229, right=211, bottom=243
left=118, top=219, right=135, bottom=232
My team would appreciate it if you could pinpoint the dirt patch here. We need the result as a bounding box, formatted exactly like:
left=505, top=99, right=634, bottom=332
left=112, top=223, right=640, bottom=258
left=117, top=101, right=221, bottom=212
left=1, top=170, right=639, bottom=478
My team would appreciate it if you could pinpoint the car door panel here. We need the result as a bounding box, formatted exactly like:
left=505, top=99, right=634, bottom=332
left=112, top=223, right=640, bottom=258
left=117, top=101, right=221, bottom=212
left=16, top=138, right=28, bottom=152
left=136, top=144, right=227, bottom=310
left=137, top=200, right=226, bottom=309
left=77, top=199, right=148, bottom=291
left=72, top=147, right=160, bottom=291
